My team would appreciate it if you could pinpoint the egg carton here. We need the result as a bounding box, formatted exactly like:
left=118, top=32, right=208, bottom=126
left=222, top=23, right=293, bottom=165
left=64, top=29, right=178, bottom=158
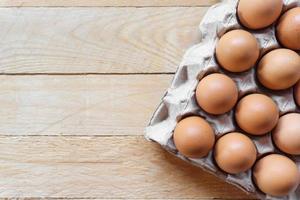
left=145, top=0, right=300, bottom=199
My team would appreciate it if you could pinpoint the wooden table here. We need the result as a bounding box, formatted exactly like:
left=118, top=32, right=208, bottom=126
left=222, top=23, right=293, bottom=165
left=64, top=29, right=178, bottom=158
left=0, top=0, right=256, bottom=199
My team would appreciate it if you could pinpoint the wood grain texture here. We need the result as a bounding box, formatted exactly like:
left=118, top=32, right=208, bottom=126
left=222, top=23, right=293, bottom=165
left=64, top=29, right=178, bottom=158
left=0, top=75, right=171, bottom=136
left=0, top=135, right=255, bottom=199
left=0, top=7, right=205, bottom=74
left=0, top=0, right=219, bottom=7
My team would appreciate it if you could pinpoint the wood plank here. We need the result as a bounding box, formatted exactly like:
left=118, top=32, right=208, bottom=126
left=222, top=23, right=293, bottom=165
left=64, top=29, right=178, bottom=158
left=0, top=75, right=171, bottom=136
left=0, top=135, right=255, bottom=199
left=0, top=7, right=205, bottom=74
left=0, top=0, right=219, bottom=7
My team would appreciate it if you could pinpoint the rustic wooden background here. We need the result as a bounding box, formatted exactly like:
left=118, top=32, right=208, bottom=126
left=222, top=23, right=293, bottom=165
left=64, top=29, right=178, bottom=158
left=0, top=0, right=257, bottom=199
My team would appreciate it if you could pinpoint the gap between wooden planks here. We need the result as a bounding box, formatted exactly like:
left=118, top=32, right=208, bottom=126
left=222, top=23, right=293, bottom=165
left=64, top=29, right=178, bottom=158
left=0, top=0, right=219, bottom=7
left=0, top=7, right=205, bottom=74
left=0, top=135, right=255, bottom=199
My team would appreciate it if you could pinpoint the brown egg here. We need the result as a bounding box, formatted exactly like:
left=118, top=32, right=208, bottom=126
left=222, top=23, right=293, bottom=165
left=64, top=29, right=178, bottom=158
left=295, top=81, right=300, bottom=107
left=173, top=116, right=215, bottom=158
left=196, top=74, right=238, bottom=115
left=237, top=0, right=283, bottom=29
left=214, top=132, right=257, bottom=174
left=235, top=94, right=279, bottom=135
left=216, top=30, right=259, bottom=72
left=277, top=7, right=300, bottom=50
left=257, top=49, right=300, bottom=90
left=253, top=154, right=300, bottom=197
left=272, top=113, right=300, bottom=155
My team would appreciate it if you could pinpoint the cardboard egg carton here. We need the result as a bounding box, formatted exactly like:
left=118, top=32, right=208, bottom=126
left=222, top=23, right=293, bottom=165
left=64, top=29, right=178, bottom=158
left=145, top=0, right=300, bottom=199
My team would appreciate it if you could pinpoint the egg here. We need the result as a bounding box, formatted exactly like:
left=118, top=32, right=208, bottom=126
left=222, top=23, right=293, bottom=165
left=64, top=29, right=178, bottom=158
left=272, top=113, right=300, bottom=155
left=253, top=154, right=299, bottom=197
left=173, top=116, right=215, bottom=158
left=214, top=132, right=257, bottom=174
left=276, top=7, right=300, bottom=50
left=216, top=30, right=259, bottom=73
left=195, top=74, right=238, bottom=115
left=257, top=49, right=300, bottom=90
left=235, top=94, right=279, bottom=135
left=295, top=81, right=300, bottom=107
left=237, top=0, right=283, bottom=29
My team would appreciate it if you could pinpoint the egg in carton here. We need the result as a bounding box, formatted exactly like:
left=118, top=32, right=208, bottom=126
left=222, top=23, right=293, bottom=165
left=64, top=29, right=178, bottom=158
left=145, top=0, right=300, bottom=199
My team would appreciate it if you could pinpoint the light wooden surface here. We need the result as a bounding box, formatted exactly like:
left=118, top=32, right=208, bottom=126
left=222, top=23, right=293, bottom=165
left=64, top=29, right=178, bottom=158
left=0, top=8, right=204, bottom=74
left=0, top=0, right=257, bottom=199
left=0, top=136, right=254, bottom=199
left=0, top=75, right=171, bottom=135
left=0, top=0, right=219, bottom=7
